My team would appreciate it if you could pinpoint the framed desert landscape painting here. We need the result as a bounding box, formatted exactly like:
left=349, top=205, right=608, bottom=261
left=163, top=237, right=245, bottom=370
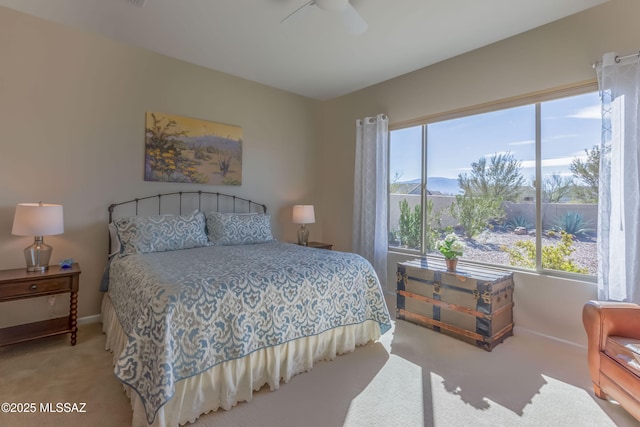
left=144, top=112, right=242, bottom=185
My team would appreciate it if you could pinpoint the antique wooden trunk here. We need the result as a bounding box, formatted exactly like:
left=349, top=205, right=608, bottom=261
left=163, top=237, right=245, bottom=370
left=396, top=257, right=514, bottom=351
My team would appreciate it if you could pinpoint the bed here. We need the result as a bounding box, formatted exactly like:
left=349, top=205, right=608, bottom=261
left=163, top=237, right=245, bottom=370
left=101, top=191, right=391, bottom=427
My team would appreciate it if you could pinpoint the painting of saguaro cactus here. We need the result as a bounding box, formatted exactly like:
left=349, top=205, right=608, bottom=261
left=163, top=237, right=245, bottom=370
left=145, top=112, right=242, bottom=185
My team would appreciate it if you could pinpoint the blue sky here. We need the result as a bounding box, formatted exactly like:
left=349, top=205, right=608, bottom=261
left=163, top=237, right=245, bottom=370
left=390, top=91, right=602, bottom=184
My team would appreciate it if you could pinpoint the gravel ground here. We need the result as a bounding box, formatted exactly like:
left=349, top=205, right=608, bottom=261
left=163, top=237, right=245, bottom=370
left=452, top=231, right=597, bottom=275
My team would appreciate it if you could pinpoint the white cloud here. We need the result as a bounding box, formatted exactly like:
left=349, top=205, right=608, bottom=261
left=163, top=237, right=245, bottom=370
left=508, top=139, right=534, bottom=146
left=544, top=133, right=580, bottom=141
left=571, top=149, right=590, bottom=157
left=483, top=151, right=511, bottom=158
left=520, top=160, right=535, bottom=169
left=521, top=156, right=586, bottom=169
left=569, top=105, right=601, bottom=119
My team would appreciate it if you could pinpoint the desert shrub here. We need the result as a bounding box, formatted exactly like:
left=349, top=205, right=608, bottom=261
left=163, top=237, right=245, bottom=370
left=222, top=176, right=240, bottom=185
left=194, top=146, right=211, bottom=160
left=449, top=194, right=504, bottom=238
left=506, top=215, right=533, bottom=231
left=424, top=199, right=442, bottom=252
left=553, top=212, right=594, bottom=236
left=505, top=231, right=588, bottom=274
left=399, top=199, right=421, bottom=249
left=389, top=230, right=401, bottom=246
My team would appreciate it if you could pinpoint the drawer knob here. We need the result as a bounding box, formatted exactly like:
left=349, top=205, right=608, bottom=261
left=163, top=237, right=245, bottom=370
left=30, top=284, right=38, bottom=291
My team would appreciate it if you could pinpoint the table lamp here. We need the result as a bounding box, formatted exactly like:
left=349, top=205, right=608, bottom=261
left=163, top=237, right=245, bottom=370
left=292, top=205, right=315, bottom=246
left=12, top=202, right=64, bottom=272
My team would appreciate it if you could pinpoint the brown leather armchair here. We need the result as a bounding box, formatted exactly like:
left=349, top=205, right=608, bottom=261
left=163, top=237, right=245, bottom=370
left=583, top=300, right=640, bottom=421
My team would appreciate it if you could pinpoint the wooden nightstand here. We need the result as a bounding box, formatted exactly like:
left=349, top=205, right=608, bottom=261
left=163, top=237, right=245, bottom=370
left=305, top=241, right=333, bottom=250
left=0, top=263, right=81, bottom=347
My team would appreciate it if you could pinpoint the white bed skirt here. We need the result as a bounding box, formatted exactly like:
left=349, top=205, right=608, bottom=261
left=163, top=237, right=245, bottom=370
left=101, top=294, right=382, bottom=427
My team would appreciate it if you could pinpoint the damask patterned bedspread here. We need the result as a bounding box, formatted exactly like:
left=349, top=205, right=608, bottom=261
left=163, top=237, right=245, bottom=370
left=107, top=241, right=391, bottom=424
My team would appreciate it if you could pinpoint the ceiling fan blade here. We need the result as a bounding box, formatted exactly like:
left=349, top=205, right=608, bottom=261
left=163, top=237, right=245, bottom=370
left=340, top=3, right=368, bottom=35
left=280, top=0, right=314, bottom=24
left=314, top=0, right=348, bottom=12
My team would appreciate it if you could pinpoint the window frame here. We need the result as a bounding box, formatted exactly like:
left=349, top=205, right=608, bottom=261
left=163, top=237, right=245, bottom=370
left=388, top=81, right=599, bottom=282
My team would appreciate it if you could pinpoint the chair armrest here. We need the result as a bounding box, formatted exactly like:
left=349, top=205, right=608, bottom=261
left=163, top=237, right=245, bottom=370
left=583, top=301, right=640, bottom=342
left=583, top=300, right=640, bottom=385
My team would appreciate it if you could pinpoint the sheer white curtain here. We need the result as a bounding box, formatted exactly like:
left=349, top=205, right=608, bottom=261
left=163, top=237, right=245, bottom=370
left=596, top=52, right=640, bottom=302
left=353, top=114, right=388, bottom=286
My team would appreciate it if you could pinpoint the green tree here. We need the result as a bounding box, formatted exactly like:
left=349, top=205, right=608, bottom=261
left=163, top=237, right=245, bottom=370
left=570, top=145, right=599, bottom=203
left=449, top=194, right=504, bottom=238
left=536, top=174, right=574, bottom=203
left=424, top=199, right=442, bottom=252
left=458, top=152, right=525, bottom=202
left=398, top=199, right=421, bottom=249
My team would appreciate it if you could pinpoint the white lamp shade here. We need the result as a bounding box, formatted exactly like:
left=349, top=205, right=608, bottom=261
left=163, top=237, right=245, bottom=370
left=292, top=205, right=315, bottom=224
left=12, top=203, right=64, bottom=236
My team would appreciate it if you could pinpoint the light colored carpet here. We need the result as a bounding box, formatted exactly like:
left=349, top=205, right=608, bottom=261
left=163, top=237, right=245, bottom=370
left=0, top=302, right=637, bottom=427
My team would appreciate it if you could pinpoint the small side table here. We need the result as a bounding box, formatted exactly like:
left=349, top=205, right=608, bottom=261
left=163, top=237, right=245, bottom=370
left=305, top=241, right=333, bottom=250
left=0, top=263, right=81, bottom=347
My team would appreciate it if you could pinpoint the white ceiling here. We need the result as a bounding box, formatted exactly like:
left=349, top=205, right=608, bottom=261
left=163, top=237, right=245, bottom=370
left=0, top=0, right=608, bottom=100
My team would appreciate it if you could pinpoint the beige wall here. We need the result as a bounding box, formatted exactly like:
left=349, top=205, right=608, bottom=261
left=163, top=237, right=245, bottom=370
left=0, top=6, right=320, bottom=327
left=317, top=0, right=640, bottom=346
left=2, top=0, right=637, bottom=346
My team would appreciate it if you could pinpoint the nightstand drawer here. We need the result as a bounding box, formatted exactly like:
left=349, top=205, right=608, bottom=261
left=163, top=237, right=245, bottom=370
left=0, top=264, right=81, bottom=347
left=0, top=276, right=71, bottom=300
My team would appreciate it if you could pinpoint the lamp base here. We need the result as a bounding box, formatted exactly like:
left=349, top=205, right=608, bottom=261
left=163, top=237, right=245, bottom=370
left=297, top=225, right=309, bottom=246
left=24, top=236, right=52, bottom=272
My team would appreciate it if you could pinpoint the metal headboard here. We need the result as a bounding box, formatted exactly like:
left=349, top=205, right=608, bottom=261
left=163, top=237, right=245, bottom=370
left=108, top=191, right=267, bottom=223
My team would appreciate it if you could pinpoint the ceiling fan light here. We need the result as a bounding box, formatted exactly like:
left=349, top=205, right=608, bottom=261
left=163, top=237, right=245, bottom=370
left=314, top=0, right=349, bottom=12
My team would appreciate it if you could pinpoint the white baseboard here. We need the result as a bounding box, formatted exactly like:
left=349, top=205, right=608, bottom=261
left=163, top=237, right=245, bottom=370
left=513, top=326, right=586, bottom=351
left=78, top=314, right=102, bottom=325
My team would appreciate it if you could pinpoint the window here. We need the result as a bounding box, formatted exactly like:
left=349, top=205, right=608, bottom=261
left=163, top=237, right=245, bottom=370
left=389, top=88, right=599, bottom=277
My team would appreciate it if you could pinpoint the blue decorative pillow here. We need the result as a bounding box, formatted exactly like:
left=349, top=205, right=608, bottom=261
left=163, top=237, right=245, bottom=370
left=114, top=212, right=209, bottom=254
left=206, top=212, right=274, bottom=245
